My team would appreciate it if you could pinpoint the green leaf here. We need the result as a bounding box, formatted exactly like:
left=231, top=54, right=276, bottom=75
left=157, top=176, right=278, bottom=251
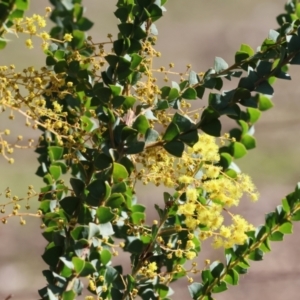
left=225, top=169, right=238, bottom=179
left=54, top=60, right=68, bottom=73
left=238, top=120, right=249, bottom=135
left=99, top=222, right=114, bottom=236
left=88, top=223, right=100, bottom=239
left=71, top=29, right=85, bottom=49
left=269, top=231, right=284, bottom=241
left=212, top=281, right=227, bottom=293
left=132, top=115, right=150, bottom=134
left=70, top=178, right=85, bottom=198
left=247, top=107, right=261, bottom=124
left=200, top=118, right=221, bottom=136
left=62, top=290, right=76, bottom=300
left=168, top=88, right=180, bottom=101
left=101, top=249, right=112, bottom=265
left=71, top=225, right=89, bottom=241
left=214, top=57, right=228, bottom=73
left=201, top=270, right=213, bottom=283
left=81, top=115, right=97, bottom=132
left=163, top=122, right=180, bottom=141
left=268, top=29, right=279, bottom=42
left=182, top=87, right=197, bottom=100
left=109, top=84, right=122, bottom=96
left=210, top=261, right=224, bottom=278
left=54, top=50, right=65, bottom=60
left=163, top=140, right=184, bottom=157
left=49, top=165, right=62, bottom=181
left=218, top=151, right=231, bottom=166
left=279, top=222, right=293, bottom=234
left=86, top=180, right=106, bottom=206
left=258, top=95, right=274, bottom=111
left=189, top=71, right=198, bottom=85
left=60, top=197, right=80, bottom=215
left=111, top=182, right=127, bottom=194
left=255, top=81, right=274, bottom=95
left=224, top=269, right=239, bottom=285
left=113, top=163, right=129, bottom=183
left=188, top=283, right=203, bottom=299
left=248, top=248, right=264, bottom=261
left=260, top=238, right=271, bottom=253
left=42, top=244, right=62, bottom=268
left=60, top=257, right=74, bottom=271
left=147, top=4, right=163, bottom=21
left=257, top=61, right=272, bottom=77
left=123, top=96, right=136, bottom=109
left=157, top=284, right=170, bottom=298
left=255, top=225, right=267, bottom=240
left=179, top=130, right=199, bottom=147
left=291, top=210, right=300, bottom=221
left=47, top=288, right=59, bottom=300
left=233, top=88, right=251, bottom=102
left=172, top=112, right=193, bottom=132
left=48, top=146, right=64, bottom=161
left=8, top=9, right=24, bottom=20
left=121, top=126, right=138, bottom=141
left=96, top=206, right=115, bottom=224
left=117, top=57, right=132, bottom=79
left=132, top=204, right=146, bottom=213
left=240, top=44, right=254, bottom=56
left=131, top=53, right=143, bottom=69
left=94, top=153, right=112, bottom=170
left=127, top=239, right=145, bottom=254
left=282, top=198, right=290, bottom=213
left=125, top=141, right=145, bottom=154
left=235, top=51, right=249, bottom=64
left=241, top=135, right=256, bottom=150
left=72, top=257, right=95, bottom=276
left=75, top=240, right=92, bottom=259
left=15, top=0, right=29, bottom=10
left=229, top=142, right=247, bottom=159
left=297, top=3, right=300, bottom=19
left=106, top=193, right=125, bottom=209
left=0, top=40, right=6, bottom=50
left=131, top=212, right=145, bottom=225
left=113, top=38, right=125, bottom=56
left=199, top=108, right=221, bottom=136
left=46, top=56, right=56, bottom=66
left=119, top=157, right=134, bottom=175
left=77, top=17, right=94, bottom=31
left=195, top=86, right=205, bottom=99
left=156, top=99, right=169, bottom=110
left=145, top=128, right=159, bottom=144
left=105, top=266, right=119, bottom=284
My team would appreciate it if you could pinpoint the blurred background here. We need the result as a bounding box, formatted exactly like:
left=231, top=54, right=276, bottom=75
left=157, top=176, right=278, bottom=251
left=1, top=0, right=300, bottom=299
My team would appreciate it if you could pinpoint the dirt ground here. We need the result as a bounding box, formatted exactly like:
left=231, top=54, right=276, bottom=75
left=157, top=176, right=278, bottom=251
left=1, top=1, right=300, bottom=299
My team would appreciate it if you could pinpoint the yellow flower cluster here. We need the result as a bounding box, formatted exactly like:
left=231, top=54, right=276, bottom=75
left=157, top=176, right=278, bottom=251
left=210, top=215, right=255, bottom=249
left=138, top=261, right=158, bottom=279
left=156, top=233, right=198, bottom=262
left=10, top=11, right=50, bottom=49
left=134, top=133, right=258, bottom=249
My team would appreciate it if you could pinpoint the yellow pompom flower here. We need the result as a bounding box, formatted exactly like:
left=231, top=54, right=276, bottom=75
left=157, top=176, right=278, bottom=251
left=64, top=33, right=73, bottom=42
left=25, top=39, right=33, bottom=49
left=186, top=188, right=197, bottom=201
left=185, top=251, right=196, bottom=260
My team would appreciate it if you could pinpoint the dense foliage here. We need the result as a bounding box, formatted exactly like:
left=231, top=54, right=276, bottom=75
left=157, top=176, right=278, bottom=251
left=1, top=0, right=300, bottom=299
